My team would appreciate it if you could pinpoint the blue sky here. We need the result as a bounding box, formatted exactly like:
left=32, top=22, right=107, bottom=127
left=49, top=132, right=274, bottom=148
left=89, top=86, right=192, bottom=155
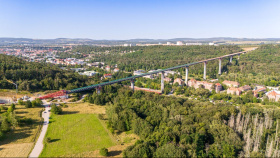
left=0, top=0, right=279, bottom=39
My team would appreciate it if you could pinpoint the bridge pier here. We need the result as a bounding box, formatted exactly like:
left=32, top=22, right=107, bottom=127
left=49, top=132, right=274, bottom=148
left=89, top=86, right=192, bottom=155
left=131, top=79, right=135, bottom=92
left=96, top=86, right=101, bottom=95
left=238, top=54, right=240, bottom=59
left=218, top=58, right=222, bottom=75
left=185, top=66, right=189, bottom=86
left=230, top=56, right=233, bottom=63
left=203, top=61, right=207, bottom=80
left=161, top=72, right=164, bottom=93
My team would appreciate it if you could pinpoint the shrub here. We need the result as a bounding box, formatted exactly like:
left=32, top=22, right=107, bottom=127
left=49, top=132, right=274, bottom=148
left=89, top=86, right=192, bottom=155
left=25, top=100, right=32, bottom=108
left=10, top=103, right=15, bottom=109
left=59, top=103, right=68, bottom=108
left=45, top=137, right=51, bottom=143
left=0, top=106, right=7, bottom=111
left=0, top=131, right=5, bottom=140
left=50, top=104, right=62, bottom=114
left=99, top=147, right=108, bottom=156
left=1, top=118, right=10, bottom=132
left=98, top=114, right=104, bottom=120
left=18, top=99, right=24, bottom=105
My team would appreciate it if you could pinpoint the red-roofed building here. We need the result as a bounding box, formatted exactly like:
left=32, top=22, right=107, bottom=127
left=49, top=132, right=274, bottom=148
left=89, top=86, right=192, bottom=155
left=104, top=73, right=112, bottom=78
left=174, top=78, right=184, bottom=85
left=105, top=66, right=110, bottom=71
left=239, top=85, right=251, bottom=92
left=187, top=79, right=221, bottom=93
left=227, top=87, right=242, bottom=95
left=266, top=90, right=280, bottom=101
left=164, top=77, right=172, bottom=82
left=253, top=87, right=266, bottom=97
left=114, top=68, right=119, bottom=73
left=215, top=83, right=222, bottom=92
left=222, top=80, right=240, bottom=88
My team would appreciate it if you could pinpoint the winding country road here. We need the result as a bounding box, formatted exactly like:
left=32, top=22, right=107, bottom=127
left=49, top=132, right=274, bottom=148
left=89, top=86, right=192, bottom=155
left=29, top=101, right=50, bottom=158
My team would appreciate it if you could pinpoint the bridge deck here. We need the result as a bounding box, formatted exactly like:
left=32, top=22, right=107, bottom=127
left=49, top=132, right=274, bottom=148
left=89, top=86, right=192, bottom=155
left=68, top=51, right=246, bottom=94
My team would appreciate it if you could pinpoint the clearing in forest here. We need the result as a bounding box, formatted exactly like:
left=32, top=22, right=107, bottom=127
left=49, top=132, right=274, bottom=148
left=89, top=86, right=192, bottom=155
left=40, top=103, right=138, bottom=157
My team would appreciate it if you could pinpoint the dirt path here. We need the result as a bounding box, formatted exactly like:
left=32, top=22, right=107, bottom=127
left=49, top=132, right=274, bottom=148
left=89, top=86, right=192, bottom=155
left=29, top=102, right=50, bottom=158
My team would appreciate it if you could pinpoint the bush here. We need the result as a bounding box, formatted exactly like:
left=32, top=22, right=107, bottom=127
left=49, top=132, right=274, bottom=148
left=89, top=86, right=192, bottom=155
left=98, top=114, right=104, bottom=120
left=50, top=104, right=62, bottom=114
left=1, top=118, right=10, bottom=132
left=18, top=99, right=24, bottom=105
left=99, top=147, right=108, bottom=156
left=0, top=106, right=7, bottom=111
left=0, top=131, right=5, bottom=140
left=25, top=100, right=32, bottom=108
left=20, top=117, right=33, bottom=125
left=45, top=137, right=51, bottom=143
left=10, top=103, right=15, bottom=109
left=59, top=103, right=68, bottom=108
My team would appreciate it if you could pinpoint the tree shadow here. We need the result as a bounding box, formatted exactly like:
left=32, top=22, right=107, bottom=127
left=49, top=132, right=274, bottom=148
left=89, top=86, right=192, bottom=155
left=62, top=111, right=79, bottom=115
left=50, top=138, right=60, bottom=143
left=108, top=150, right=122, bottom=156
left=16, top=111, right=28, bottom=114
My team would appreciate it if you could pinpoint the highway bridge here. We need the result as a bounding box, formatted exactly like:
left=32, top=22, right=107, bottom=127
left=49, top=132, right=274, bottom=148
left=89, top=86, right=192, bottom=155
left=39, top=50, right=249, bottom=99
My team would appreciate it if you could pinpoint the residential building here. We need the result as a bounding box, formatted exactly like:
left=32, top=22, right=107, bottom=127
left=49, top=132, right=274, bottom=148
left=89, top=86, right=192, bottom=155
left=104, top=73, right=112, bottom=78
left=226, top=85, right=251, bottom=96
left=267, top=86, right=279, bottom=91
left=215, top=83, right=223, bottom=92
left=253, top=87, right=266, bottom=97
left=239, top=85, right=251, bottom=92
left=186, top=43, right=203, bottom=46
left=133, top=70, right=145, bottom=76
left=266, top=90, right=280, bottom=102
left=114, top=68, right=119, bottom=73
left=227, top=87, right=242, bottom=96
left=174, top=78, right=184, bottom=85
left=105, top=66, right=110, bottom=71
left=164, top=77, right=172, bottom=82
left=222, top=80, right=240, bottom=88
left=164, top=70, right=177, bottom=76
left=79, top=71, right=97, bottom=77
left=187, top=79, right=221, bottom=92
left=177, top=41, right=183, bottom=45
left=144, top=74, right=154, bottom=79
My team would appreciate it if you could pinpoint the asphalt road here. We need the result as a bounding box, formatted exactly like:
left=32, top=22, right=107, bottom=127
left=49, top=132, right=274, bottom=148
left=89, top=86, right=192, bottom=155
left=29, top=101, right=50, bottom=158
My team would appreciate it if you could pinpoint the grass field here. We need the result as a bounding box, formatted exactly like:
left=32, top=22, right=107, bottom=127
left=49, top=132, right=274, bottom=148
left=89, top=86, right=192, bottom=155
left=40, top=113, right=115, bottom=157
left=40, top=102, right=138, bottom=157
left=0, top=105, right=43, bottom=157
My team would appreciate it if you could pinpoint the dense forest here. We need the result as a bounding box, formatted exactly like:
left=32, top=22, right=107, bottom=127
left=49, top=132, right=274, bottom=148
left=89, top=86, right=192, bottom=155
left=84, top=85, right=280, bottom=157
left=0, top=54, right=91, bottom=91
left=222, top=45, right=280, bottom=87
left=74, top=45, right=242, bottom=78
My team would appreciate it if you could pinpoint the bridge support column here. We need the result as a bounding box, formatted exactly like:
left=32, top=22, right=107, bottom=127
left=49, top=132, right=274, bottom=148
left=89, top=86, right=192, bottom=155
left=130, top=79, right=134, bottom=92
left=161, top=72, right=164, bottom=93
left=230, top=56, right=233, bottom=63
left=238, top=54, right=240, bottom=59
left=185, top=66, right=189, bottom=86
left=218, top=58, right=222, bottom=75
left=96, top=86, right=101, bottom=95
left=203, top=61, right=207, bottom=80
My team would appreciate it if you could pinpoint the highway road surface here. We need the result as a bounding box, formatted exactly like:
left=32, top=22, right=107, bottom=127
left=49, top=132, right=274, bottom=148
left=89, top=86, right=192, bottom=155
left=29, top=101, right=50, bottom=158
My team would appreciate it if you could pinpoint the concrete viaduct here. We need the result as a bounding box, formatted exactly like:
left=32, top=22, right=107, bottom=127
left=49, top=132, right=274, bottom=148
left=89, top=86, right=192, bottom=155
left=39, top=50, right=248, bottom=99
left=66, top=51, right=247, bottom=95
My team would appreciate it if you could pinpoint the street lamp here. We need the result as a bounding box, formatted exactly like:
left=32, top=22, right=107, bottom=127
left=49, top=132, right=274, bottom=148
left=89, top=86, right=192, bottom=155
left=6, top=79, right=18, bottom=101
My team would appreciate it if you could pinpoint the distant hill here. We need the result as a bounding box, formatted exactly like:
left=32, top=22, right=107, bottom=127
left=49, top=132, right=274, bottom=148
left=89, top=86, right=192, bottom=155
left=0, top=37, right=280, bottom=46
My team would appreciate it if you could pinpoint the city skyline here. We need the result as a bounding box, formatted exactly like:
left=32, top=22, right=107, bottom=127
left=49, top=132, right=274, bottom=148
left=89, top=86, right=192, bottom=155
left=0, top=0, right=280, bottom=39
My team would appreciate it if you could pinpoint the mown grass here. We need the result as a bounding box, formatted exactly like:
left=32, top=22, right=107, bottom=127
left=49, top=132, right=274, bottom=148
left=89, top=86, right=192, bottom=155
left=40, top=113, right=115, bottom=157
